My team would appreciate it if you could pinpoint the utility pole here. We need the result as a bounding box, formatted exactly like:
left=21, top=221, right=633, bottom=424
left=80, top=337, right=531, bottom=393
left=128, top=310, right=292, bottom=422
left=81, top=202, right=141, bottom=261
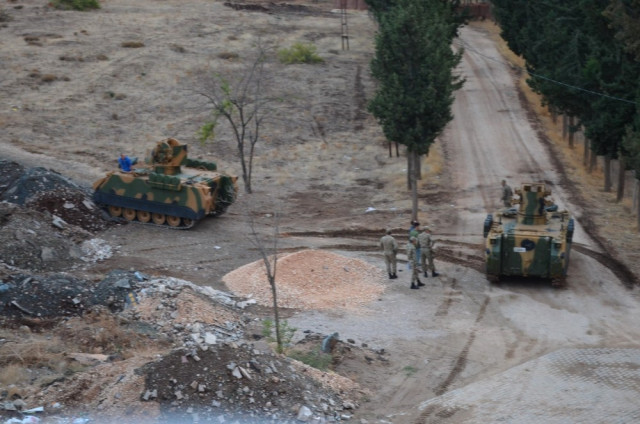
left=340, top=0, right=349, bottom=51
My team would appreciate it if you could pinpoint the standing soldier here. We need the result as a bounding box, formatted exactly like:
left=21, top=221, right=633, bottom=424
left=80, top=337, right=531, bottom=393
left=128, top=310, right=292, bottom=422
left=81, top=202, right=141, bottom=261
left=380, top=229, right=398, bottom=279
left=406, top=237, right=424, bottom=289
left=409, top=221, right=421, bottom=271
left=501, top=179, right=513, bottom=208
left=418, top=226, right=440, bottom=278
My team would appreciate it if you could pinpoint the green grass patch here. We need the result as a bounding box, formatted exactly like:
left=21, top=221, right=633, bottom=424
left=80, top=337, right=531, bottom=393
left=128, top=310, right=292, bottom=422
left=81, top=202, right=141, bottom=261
left=278, top=42, right=323, bottom=64
left=50, top=0, right=100, bottom=11
left=288, top=347, right=333, bottom=371
left=403, top=365, right=418, bottom=377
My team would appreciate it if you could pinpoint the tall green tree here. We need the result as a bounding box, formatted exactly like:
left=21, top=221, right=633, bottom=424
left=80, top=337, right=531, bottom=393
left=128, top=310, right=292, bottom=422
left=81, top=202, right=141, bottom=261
left=368, top=0, right=464, bottom=219
left=605, top=0, right=640, bottom=60
left=607, top=0, right=640, bottom=212
left=493, top=0, right=640, bottom=195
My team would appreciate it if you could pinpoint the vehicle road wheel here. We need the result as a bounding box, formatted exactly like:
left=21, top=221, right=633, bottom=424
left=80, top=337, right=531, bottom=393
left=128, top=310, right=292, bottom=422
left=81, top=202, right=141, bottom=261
left=137, top=210, right=151, bottom=223
left=182, top=218, right=193, bottom=228
left=152, top=213, right=166, bottom=225
left=167, top=215, right=181, bottom=227
left=123, top=208, right=137, bottom=221
left=108, top=205, right=122, bottom=217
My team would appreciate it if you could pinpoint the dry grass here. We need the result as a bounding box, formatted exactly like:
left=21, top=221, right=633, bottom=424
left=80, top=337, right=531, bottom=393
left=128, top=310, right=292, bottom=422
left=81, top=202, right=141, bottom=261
left=0, top=307, right=164, bottom=389
left=0, top=363, right=27, bottom=386
left=58, top=309, right=146, bottom=354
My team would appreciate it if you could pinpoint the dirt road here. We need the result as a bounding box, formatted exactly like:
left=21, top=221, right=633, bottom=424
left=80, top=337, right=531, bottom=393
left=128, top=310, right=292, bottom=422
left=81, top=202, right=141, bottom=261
left=2, top=1, right=640, bottom=422
left=290, top=24, right=640, bottom=423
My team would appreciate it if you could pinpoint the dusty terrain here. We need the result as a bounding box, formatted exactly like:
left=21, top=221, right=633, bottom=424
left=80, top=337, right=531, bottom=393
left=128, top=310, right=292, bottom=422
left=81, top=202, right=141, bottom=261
left=2, top=0, right=640, bottom=423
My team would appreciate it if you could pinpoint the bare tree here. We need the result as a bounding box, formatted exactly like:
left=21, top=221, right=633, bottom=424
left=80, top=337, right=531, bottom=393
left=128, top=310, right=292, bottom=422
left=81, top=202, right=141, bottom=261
left=198, top=44, right=279, bottom=194
left=247, top=212, right=284, bottom=353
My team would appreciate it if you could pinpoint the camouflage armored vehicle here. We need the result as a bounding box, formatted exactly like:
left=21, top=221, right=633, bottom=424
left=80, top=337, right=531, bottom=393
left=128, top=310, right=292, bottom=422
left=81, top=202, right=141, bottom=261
left=93, top=138, right=238, bottom=229
left=483, top=182, right=574, bottom=284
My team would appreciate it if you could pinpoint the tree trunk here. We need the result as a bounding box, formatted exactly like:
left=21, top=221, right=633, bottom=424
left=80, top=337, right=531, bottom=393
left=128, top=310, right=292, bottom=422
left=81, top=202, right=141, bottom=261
left=269, top=277, right=283, bottom=353
left=616, top=155, right=625, bottom=203
left=583, top=137, right=589, bottom=167
left=407, top=153, right=413, bottom=190
left=568, top=116, right=575, bottom=149
left=604, top=156, right=612, bottom=192
left=415, top=152, right=422, bottom=180
left=636, top=178, right=640, bottom=231
left=411, top=152, right=418, bottom=222
left=589, top=148, right=597, bottom=174
left=388, top=141, right=392, bottom=158
left=395, top=142, right=400, bottom=158
left=634, top=174, right=639, bottom=214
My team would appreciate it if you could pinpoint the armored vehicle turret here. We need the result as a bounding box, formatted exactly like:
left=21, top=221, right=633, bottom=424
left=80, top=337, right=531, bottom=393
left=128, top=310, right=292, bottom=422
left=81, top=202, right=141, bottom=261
left=93, top=138, right=238, bottom=229
left=483, top=182, right=574, bottom=285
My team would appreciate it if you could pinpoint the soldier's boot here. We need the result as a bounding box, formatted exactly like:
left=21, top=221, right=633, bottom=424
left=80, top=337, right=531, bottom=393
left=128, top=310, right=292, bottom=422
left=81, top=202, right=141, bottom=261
left=410, top=283, right=419, bottom=289
left=432, top=271, right=440, bottom=277
left=389, top=273, right=394, bottom=279
left=423, top=271, right=429, bottom=278
left=392, top=273, right=398, bottom=279
left=417, top=278, right=425, bottom=287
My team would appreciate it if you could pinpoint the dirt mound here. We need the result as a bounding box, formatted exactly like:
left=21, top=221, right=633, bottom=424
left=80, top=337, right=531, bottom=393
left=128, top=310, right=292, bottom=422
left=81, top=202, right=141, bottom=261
left=142, top=342, right=357, bottom=423
left=223, top=249, right=386, bottom=311
left=1, top=273, right=364, bottom=423
left=0, top=160, right=111, bottom=233
left=0, top=162, right=115, bottom=273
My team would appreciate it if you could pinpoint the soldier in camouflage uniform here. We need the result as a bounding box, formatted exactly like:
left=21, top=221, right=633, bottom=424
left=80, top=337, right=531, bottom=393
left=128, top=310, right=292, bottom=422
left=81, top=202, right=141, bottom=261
left=406, top=237, right=424, bottom=289
left=380, top=229, right=398, bottom=279
left=501, top=179, right=513, bottom=208
left=418, top=226, right=439, bottom=278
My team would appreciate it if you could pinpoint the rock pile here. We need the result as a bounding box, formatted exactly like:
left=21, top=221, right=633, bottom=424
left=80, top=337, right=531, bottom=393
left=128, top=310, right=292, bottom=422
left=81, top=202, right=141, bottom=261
left=143, top=342, right=359, bottom=423
left=0, top=271, right=365, bottom=423
left=0, top=161, right=114, bottom=274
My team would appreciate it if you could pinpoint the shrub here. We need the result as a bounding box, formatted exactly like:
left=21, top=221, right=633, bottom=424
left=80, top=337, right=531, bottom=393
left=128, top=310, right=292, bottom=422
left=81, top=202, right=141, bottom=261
left=50, top=0, right=100, bottom=11
left=218, top=51, right=239, bottom=61
left=121, top=41, right=145, bottom=48
left=262, top=318, right=297, bottom=352
left=278, top=42, right=323, bottom=64
left=0, top=8, right=13, bottom=22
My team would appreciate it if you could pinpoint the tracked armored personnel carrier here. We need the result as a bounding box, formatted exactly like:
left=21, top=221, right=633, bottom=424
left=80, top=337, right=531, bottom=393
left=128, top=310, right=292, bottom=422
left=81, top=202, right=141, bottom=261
left=483, top=182, right=574, bottom=285
left=93, top=138, right=237, bottom=229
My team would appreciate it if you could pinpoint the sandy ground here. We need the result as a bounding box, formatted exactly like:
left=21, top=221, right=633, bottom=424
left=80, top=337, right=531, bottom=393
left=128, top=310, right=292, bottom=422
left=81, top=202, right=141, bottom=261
left=2, top=1, right=640, bottom=422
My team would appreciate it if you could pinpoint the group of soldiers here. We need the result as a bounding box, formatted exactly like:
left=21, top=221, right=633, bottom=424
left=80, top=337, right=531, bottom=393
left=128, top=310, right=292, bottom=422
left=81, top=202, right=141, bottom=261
left=379, top=221, right=439, bottom=290
left=379, top=180, right=513, bottom=290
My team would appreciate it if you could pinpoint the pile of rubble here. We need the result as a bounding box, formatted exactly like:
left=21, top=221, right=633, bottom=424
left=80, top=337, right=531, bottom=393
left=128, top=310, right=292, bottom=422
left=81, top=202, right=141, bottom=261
left=0, top=271, right=366, bottom=423
left=0, top=161, right=371, bottom=423
left=0, top=160, right=113, bottom=274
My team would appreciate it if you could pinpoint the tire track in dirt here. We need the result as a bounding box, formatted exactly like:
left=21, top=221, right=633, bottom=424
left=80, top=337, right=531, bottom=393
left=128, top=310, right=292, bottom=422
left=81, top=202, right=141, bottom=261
left=415, top=296, right=491, bottom=423
left=435, top=277, right=461, bottom=317
left=572, top=245, right=637, bottom=289
left=433, top=296, right=490, bottom=396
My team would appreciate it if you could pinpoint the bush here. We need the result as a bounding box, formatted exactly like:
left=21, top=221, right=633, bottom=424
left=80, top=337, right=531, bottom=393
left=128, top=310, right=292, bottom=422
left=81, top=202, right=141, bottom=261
left=262, top=318, right=297, bottom=353
left=278, top=42, right=323, bottom=64
left=121, top=41, right=145, bottom=48
left=50, top=0, right=100, bottom=11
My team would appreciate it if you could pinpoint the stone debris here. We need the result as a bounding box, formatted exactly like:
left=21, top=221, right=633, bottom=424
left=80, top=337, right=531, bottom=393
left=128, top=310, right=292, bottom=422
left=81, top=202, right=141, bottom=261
left=79, top=238, right=113, bottom=263
left=0, top=268, right=367, bottom=423
left=0, top=164, right=371, bottom=423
